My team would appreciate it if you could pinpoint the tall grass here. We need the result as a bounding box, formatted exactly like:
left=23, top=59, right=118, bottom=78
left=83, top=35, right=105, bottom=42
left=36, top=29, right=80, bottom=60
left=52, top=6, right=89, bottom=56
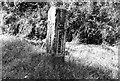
left=1, top=36, right=117, bottom=79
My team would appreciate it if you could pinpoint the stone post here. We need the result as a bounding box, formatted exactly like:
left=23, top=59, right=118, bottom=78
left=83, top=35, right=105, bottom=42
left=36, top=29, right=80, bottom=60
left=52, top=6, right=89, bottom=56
left=46, top=5, right=67, bottom=65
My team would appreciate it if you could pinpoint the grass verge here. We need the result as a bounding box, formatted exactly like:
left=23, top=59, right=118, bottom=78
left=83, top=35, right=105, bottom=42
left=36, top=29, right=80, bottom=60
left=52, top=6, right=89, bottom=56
left=1, top=35, right=118, bottom=79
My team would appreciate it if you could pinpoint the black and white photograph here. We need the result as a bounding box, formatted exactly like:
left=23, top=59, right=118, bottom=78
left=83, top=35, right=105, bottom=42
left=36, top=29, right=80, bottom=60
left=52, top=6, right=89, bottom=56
left=0, top=0, right=119, bottom=80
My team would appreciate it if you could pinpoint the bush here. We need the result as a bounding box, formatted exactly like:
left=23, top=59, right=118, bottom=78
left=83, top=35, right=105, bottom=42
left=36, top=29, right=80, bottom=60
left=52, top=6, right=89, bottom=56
left=66, top=2, right=120, bottom=45
left=1, top=2, right=49, bottom=40
left=78, top=21, right=102, bottom=44
left=1, top=1, right=120, bottom=46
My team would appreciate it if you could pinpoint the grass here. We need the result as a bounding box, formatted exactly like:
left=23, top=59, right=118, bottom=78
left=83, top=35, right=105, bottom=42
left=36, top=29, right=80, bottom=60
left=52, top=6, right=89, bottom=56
left=1, top=35, right=119, bottom=79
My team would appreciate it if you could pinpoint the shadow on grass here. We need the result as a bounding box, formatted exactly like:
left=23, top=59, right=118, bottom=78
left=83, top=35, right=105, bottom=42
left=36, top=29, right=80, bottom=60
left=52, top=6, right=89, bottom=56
left=2, top=37, right=115, bottom=79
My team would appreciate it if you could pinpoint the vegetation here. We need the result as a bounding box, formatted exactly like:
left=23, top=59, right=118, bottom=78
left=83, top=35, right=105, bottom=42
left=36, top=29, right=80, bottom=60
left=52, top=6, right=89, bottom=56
left=1, top=35, right=116, bottom=79
left=0, top=1, right=120, bottom=46
left=0, top=2, right=49, bottom=40
left=66, top=2, right=120, bottom=45
left=0, top=1, right=119, bottom=79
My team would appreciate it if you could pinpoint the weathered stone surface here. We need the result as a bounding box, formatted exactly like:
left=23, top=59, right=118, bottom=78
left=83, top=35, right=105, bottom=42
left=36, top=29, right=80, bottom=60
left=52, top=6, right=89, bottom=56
left=46, top=5, right=67, bottom=57
left=46, top=6, right=56, bottom=54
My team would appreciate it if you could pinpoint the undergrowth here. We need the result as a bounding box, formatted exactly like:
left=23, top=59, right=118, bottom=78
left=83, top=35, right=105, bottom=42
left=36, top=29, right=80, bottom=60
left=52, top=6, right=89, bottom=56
left=2, top=37, right=116, bottom=79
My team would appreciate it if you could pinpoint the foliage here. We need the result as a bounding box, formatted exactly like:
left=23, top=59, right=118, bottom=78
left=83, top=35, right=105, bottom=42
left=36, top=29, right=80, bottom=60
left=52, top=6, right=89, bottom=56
left=0, top=2, right=49, bottom=40
left=0, top=1, right=120, bottom=46
left=66, top=2, right=120, bottom=45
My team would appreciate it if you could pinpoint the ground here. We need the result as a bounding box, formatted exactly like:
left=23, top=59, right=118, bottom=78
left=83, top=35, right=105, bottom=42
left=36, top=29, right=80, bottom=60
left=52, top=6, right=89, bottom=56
left=0, top=35, right=119, bottom=79
left=65, top=41, right=118, bottom=79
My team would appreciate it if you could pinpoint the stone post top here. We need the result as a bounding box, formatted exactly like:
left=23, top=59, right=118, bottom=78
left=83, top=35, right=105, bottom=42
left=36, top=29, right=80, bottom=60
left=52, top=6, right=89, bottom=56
left=50, top=1, right=67, bottom=10
left=49, top=6, right=67, bottom=14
